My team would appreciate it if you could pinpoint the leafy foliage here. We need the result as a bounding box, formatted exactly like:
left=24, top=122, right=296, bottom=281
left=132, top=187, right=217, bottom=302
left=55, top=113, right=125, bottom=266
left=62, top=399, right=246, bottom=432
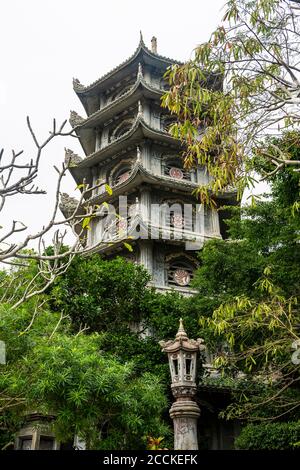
left=50, top=255, right=151, bottom=332
left=235, top=421, right=300, bottom=450
left=192, top=137, right=300, bottom=421
left=0, top=305, right=169, bottom=450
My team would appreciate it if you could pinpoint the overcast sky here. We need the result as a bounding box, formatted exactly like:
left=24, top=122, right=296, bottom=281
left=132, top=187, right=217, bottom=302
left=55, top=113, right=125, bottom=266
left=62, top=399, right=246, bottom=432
left=0, top=0, right=250, bottom=248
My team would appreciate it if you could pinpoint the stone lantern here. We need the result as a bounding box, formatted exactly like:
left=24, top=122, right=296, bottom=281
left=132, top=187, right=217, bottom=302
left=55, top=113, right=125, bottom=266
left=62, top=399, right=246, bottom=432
left=160, top=319, right=205, bottom=450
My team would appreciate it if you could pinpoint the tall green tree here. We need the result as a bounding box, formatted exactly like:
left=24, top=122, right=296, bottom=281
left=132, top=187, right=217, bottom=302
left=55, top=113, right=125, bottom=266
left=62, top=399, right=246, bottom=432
left=0, top=255, right=201, bottom=450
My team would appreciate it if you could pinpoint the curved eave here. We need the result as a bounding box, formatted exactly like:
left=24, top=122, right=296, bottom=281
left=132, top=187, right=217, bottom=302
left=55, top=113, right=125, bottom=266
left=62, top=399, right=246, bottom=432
left=68, top=156, right=238, bottom=204
left=74, top=40, right=182, bottom=108
left=83, top=237, right=138, bottom=258
left=71, top=118, right=181, bottom=174
left=96, top=165, right=198, bottom=203
left=76, top=77, right=163, bottom=131
left=86, top=163, right=237, bottom=205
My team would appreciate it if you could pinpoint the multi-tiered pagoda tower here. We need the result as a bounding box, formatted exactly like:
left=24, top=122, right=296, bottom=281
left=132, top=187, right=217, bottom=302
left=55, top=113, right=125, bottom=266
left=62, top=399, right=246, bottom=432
left=61, top=35, right=237, bottom=294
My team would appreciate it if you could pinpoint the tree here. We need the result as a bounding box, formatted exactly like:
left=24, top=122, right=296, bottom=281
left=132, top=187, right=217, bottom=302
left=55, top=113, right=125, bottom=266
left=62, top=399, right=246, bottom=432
left=235, top=421, right=300, bottom=449
left=0, top=303, right=169, bottom=450
left=49, top=255, right=152, bottom=333
left=0, top=254, right=201, bottom=450
left=0, top=118, right=119, bottom=307
left=162, top=0, right=300, bottom=205
left=48, top=255, right=201, bottom=379
left=192, top=133, right=300, bottom=423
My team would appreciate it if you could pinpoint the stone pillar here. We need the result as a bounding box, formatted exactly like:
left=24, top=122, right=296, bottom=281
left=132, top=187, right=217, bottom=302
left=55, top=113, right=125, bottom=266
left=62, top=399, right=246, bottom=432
left=170, top=396, right=200, bottom=450
left=139, top=240, right=153, bottom=275
left=95, top=128, right=101, bottom=151
left=143, top=101, right=151, bottom=125
left=140, top=187, right=151, bottom=223
left=211, top=208, right=220, bottom=236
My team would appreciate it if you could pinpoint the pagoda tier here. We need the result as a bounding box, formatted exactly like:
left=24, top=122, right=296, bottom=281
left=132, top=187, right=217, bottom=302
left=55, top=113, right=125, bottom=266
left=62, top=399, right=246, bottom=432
left=68, top=116, right=180, bottom=178
left=70, top=75, right=167, bottom=156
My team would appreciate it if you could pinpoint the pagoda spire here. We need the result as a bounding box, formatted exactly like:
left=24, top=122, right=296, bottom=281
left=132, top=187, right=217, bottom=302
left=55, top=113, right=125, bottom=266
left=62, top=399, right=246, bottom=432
left=139, top=30, right=145, bottom=47
left=175, top=318, right=188, bottom=341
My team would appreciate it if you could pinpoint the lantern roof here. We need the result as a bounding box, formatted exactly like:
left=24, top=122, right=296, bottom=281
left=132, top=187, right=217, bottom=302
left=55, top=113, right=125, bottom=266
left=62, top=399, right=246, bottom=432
left=159, top=319, right=206, bottom=354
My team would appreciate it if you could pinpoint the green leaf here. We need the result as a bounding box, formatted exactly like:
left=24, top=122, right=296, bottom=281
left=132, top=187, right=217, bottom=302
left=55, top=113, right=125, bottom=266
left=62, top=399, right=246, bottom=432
left=123, top=242, right=133, bottom=252
left=105, top=184, right=113, bottom=196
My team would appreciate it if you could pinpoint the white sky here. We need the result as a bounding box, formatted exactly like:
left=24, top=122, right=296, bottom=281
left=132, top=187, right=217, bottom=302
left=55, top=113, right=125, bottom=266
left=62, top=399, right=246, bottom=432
left=0, top=0, right=261, bottom=249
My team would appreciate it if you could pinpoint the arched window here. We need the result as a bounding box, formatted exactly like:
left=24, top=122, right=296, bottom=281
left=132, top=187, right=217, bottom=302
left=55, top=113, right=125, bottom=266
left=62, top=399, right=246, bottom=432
left=165, top=255, right=196, bottom=287
left=106, top=78, right=135, bottom=105
left=110, top=83, right=134, bottom=102
left=111, top=162, right=132, bottom=186
left=115, top=196, right=139, bottom=236
left=110, top=118, right=134, bottom=142
left=162, top=155, right=191, bottom=181
left=161, top=116, right=176, bottom=133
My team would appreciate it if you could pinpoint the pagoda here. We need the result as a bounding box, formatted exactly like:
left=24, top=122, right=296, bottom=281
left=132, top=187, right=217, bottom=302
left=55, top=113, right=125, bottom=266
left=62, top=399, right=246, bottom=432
left=61, top=34, right=237, bottom=294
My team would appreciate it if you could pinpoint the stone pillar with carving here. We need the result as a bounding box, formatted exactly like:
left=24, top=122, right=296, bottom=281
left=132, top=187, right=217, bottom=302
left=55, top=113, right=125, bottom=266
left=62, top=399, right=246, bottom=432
left=160, top=319, right=205, bottom=450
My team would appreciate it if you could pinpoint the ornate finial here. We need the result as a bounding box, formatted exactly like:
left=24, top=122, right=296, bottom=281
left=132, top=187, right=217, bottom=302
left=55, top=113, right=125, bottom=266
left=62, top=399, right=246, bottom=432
left=137, top=100, right=143, bottom=117
left=64, top=148, right=82, bottom=167
left=137, top=62, right=143, bottom=79
left=139, top=30, right=145, bottom=46
left=134, top=196, right=140, bottom=215
left=175, top=318, right=188, bottom=341
left=73, top=78, right=85, bottom=91
left=69, top=111, right=84, bottom=128
left=59, top=193, right=79, bottom=218
left=136, top=146, right=141, bottom=163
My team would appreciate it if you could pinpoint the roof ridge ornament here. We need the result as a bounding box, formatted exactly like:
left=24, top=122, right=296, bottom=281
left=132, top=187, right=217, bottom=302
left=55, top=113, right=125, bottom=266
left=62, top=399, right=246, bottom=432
left=139, top=30, right=145, bottom=47
left=137, top=62, right=143, bottom=79
left=137, top=100, right=143, bottom=118
left=73, top=78, right=85, bottom=91
left=69, top=110, right=84, bottom=128
left=64, top=148, right=83, bottom=167
left=151, top=36, right=157, bottom=54
left=59, top=193, right=79, bottom=218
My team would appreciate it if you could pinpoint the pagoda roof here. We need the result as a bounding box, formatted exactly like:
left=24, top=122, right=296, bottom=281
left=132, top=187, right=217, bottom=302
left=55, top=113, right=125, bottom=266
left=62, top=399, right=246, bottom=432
left=67, top=157, right=238, bottom=207
left=95, top=162, right=237, bottom=204
left=90, top=162, right=201, bottom=202
left=73, top=33, right=182, bottom=106
left=70, top=75, right=164, bottom=132
left=68, top=116, right=181, bottom=181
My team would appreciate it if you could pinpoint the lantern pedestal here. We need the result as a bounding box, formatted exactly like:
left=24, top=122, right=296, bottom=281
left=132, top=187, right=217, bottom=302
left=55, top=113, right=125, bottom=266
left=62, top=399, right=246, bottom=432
left=170, top=399, right=200, bottom=450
